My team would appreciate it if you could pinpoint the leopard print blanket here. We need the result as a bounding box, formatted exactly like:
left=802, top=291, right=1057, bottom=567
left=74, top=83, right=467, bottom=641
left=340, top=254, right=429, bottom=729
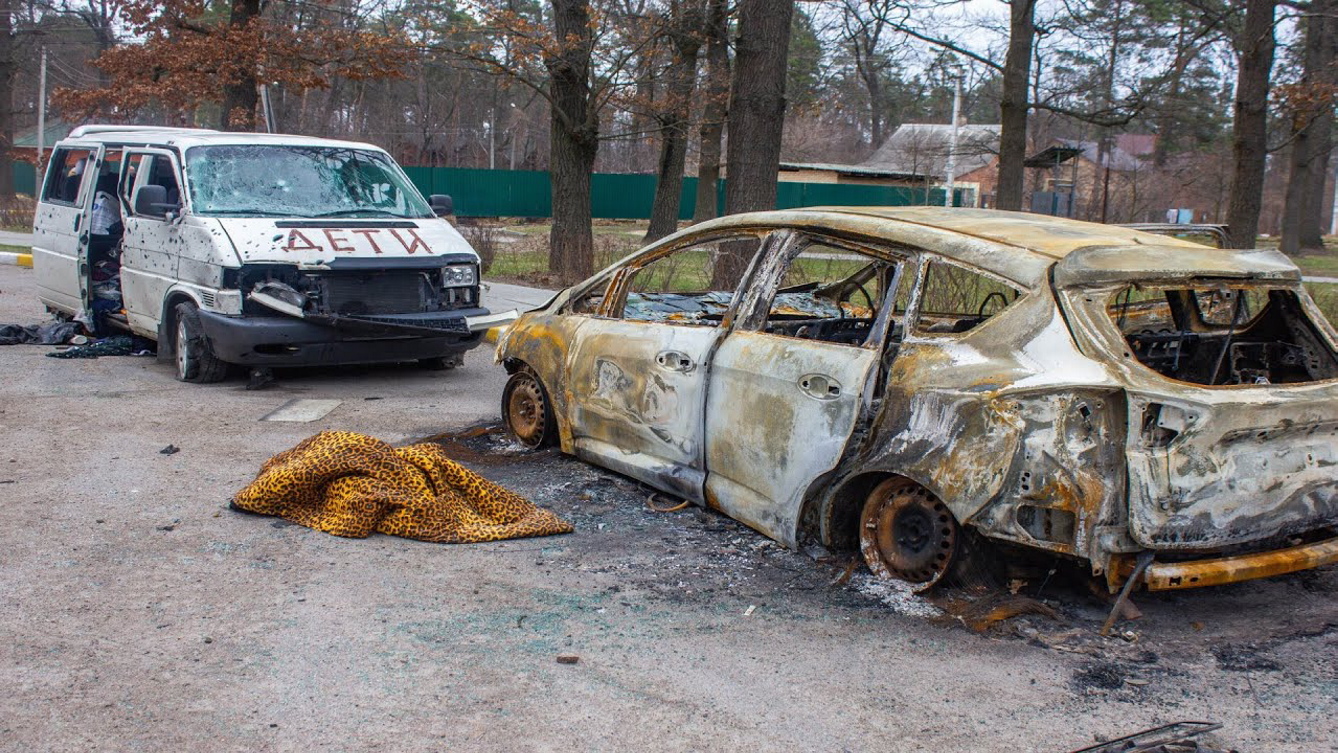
left=232, top=431, right=573, bottom=543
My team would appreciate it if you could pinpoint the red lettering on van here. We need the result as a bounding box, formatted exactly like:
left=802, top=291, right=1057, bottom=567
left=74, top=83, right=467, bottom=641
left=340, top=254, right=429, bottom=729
left=388, top=228, right=431, bottom=255
left=351, top=228, right=385, bottom=254
left=323, top=229, right=355, bottom=253
left=285, top=230, right=321, bottom=252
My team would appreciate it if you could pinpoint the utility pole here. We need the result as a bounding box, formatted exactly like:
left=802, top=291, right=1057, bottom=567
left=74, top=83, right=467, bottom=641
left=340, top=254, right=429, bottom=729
left=1331, top=163, right=1338, bottom=235
left=943, top=65, right=963, bottom=208
left=36, top=46, right=46, bottom=166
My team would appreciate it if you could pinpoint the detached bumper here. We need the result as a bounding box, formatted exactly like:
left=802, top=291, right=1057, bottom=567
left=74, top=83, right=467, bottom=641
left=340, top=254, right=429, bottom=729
left=196, top=309, right=486, bottom=367
left=1139, top=536, right=1338, bottom=590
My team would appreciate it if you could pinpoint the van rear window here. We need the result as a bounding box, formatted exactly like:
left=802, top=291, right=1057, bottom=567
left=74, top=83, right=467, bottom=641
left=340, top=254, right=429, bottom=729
left=42, top=148, right=94, bottom=205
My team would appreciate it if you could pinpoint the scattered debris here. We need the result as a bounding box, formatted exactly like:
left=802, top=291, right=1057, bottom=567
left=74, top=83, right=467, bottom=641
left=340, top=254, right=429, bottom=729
left=246, top=367, right=275, bottom=391
left=850, top=573, right=943, bottom=619
left=555, top=654, right=579, bottom=665
left=1066, top=721, right=1225, bottom=753
left=646, top=494, right=690, bottom=513
left=944, top=592, right=1063, bottom=633
left=159, top=444, right=180, bottom=455
left=743, top=604, right=756, bottom=617
left=47, top=334, right=154, bottom=359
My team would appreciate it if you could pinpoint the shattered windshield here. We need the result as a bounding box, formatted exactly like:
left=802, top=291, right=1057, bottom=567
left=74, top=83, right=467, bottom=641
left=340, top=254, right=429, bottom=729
left=184, top=145, right=432, bottom=219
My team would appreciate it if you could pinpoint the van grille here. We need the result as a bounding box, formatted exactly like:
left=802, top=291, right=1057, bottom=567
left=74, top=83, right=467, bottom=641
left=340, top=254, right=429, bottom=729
left=321, top=273, right=426, bottom=315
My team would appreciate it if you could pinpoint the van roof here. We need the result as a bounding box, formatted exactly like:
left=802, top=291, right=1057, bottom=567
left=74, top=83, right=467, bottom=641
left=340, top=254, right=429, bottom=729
left=59, top=124, right=386, bottom=153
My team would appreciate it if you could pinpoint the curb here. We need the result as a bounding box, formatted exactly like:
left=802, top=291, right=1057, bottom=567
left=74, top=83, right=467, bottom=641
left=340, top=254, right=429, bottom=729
left=0, top=251, right=33, bottom=268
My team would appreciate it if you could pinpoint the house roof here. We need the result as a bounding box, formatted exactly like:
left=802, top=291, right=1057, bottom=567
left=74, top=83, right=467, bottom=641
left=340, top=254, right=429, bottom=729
left=860, top=123, right=1001, bottom=180
left=1050, top=138, right=1150, bottom=172
left=14, top=120, right=78, bottom=148
left=777, top=161, right=926, bottom=181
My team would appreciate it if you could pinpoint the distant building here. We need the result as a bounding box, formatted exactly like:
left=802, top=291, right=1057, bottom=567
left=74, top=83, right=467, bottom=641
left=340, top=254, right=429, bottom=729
left=860, top=123, right=1001, bottom=207
left=1025, top=135, right=1157, bottom=221
left=777, top=123, right=1002, bottom=207
left=13, top=120, right=77, bottom=163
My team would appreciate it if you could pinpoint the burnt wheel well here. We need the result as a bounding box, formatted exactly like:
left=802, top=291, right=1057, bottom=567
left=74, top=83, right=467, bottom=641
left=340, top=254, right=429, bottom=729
left=812, top=472, right=914, bottom=553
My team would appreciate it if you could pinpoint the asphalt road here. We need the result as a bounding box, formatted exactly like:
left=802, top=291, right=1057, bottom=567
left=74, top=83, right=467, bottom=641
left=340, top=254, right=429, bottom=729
left=0, top=262, right=1335, bottom=752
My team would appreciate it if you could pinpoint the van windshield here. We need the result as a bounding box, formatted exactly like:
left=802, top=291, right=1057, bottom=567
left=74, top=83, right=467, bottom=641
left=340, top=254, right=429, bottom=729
left=184, top=145, right=433, bottom=219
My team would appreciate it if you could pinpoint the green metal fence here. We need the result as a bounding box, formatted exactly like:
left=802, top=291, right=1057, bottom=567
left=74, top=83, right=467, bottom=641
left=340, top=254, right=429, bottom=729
left=12, top=161, right=35, bottom=197
left=403, top=166, right=959, bottom=219
left=9, top=161, right=959, bottom=217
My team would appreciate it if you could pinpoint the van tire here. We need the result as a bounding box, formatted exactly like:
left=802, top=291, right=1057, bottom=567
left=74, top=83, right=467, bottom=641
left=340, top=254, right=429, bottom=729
left=173, top=301, right=228, bottom=383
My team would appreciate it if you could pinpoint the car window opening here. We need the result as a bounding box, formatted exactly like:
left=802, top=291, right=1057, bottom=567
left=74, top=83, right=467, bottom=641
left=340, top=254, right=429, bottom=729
left=761, top=243, right=900, bottom=347
left=617, top=236, right=763, bottom=325
left=1111, top=284, right=1338, bottom=385
left=913, top=259, right=1022, bottom=336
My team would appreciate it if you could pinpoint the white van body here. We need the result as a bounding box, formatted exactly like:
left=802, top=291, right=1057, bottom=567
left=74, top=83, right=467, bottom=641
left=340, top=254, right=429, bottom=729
left=32, top=125, right=496, bottom=381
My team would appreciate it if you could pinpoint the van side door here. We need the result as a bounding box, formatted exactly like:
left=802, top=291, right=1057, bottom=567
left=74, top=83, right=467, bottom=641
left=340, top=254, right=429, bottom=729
left=33, top=143, right=104, bottom=315
left=119, top=149, right=186, bottom=337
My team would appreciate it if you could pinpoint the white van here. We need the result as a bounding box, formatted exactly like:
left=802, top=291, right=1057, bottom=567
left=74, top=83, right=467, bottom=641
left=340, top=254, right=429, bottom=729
left=32, top=125, right=502, bottom=382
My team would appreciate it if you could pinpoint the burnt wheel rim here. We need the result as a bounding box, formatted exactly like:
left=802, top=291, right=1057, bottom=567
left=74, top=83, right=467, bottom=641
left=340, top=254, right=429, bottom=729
left=860, top=482, right=957, bottom=585
left=506, top=374, right=547, bottom=448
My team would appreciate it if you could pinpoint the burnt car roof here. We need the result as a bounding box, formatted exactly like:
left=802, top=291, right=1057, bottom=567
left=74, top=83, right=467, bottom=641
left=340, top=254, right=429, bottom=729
left=681, top=208, right=1299, bottom=289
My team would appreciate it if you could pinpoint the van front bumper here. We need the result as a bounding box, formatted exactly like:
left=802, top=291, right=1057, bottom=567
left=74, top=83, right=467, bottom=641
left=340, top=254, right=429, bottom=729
left=196, top=309, right=486, bottom=366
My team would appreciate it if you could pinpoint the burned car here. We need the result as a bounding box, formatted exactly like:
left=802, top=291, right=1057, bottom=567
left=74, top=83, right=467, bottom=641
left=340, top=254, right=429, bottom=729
left=496, top=207, right=1338, bottom=592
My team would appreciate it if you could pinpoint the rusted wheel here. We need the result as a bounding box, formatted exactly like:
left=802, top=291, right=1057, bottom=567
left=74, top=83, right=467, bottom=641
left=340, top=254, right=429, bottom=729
left=502, top=368, right=556, bottom=449
left=859, top=478, right=959, bottom=587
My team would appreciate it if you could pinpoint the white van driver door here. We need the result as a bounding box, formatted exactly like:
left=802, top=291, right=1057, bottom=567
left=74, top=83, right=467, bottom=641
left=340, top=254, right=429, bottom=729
left=119, top=150, right=186, bottom=337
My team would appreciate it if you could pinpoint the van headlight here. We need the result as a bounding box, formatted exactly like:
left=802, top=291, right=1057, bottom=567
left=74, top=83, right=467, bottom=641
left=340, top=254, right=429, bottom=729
left=442, top=264, right=476, bottom=288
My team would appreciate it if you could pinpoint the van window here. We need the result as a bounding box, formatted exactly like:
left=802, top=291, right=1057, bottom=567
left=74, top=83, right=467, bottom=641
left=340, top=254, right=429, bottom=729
left=42, top=148, right=94, bottom=205
left=183, top=145, right=432, bottom=219
left=120, top=154, right=148, bottom=208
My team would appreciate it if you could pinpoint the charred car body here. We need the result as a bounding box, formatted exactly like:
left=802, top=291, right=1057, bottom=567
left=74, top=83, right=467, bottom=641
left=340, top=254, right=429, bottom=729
left=497, top=207, right=1338, bottom=592
left=33, top=125, right=496, bottom=382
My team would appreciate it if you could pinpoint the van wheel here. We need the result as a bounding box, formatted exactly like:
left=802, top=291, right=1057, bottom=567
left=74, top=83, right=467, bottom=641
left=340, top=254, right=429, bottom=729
left=502, top=368, right=556, bottom=449
left=173, top=301, right=229, bottom=383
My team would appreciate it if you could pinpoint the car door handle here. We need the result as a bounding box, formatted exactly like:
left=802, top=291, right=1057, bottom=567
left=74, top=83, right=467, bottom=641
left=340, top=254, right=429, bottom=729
left=799, top=373, right=841, bottom=400
left=656, top=350, right=695, bottom=373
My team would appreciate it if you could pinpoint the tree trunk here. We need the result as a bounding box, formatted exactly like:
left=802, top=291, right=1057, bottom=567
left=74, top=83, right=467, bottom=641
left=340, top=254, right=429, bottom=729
left=219, top=0, right=262, bottom=131
left=1280, top=0, right=1336, bottom=255
left=1225, top=0, right=1277, bottom=249
left=547, top=0, right=598, bottom=283
left=0, top=0, right=14, bottom=200
left=692, top=0, right=730, bottom=224
left=645, top=3, right=703, bottom=243
left=714, top=0, right=793, bottom=286
left=995, top=0, right=1036, bottom=212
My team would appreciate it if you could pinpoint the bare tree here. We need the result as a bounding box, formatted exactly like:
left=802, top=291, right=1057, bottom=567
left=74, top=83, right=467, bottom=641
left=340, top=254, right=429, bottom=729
left=644, top=0, right=703, bottom=242
left=547, top=0, right=600, bottom=280
left=1225, top=0, right=1277, bottom=248
left=1280, top=0, right=1336, bottom=254
left=713, top=0, right=793, bottom=286
left=691, top=0, right=728, bottom=223
left=0, top=0, right=14, bottom=200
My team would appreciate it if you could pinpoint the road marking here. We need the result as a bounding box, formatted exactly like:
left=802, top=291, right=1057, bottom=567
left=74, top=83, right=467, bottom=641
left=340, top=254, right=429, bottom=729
left=261, top=399, right=343, bottom=423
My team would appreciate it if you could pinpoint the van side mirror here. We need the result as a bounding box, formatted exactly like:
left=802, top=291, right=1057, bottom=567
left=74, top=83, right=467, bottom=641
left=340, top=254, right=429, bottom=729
left=134, top=185, right=170, bottom=217
left=429, top=194, right=454, bottom=217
